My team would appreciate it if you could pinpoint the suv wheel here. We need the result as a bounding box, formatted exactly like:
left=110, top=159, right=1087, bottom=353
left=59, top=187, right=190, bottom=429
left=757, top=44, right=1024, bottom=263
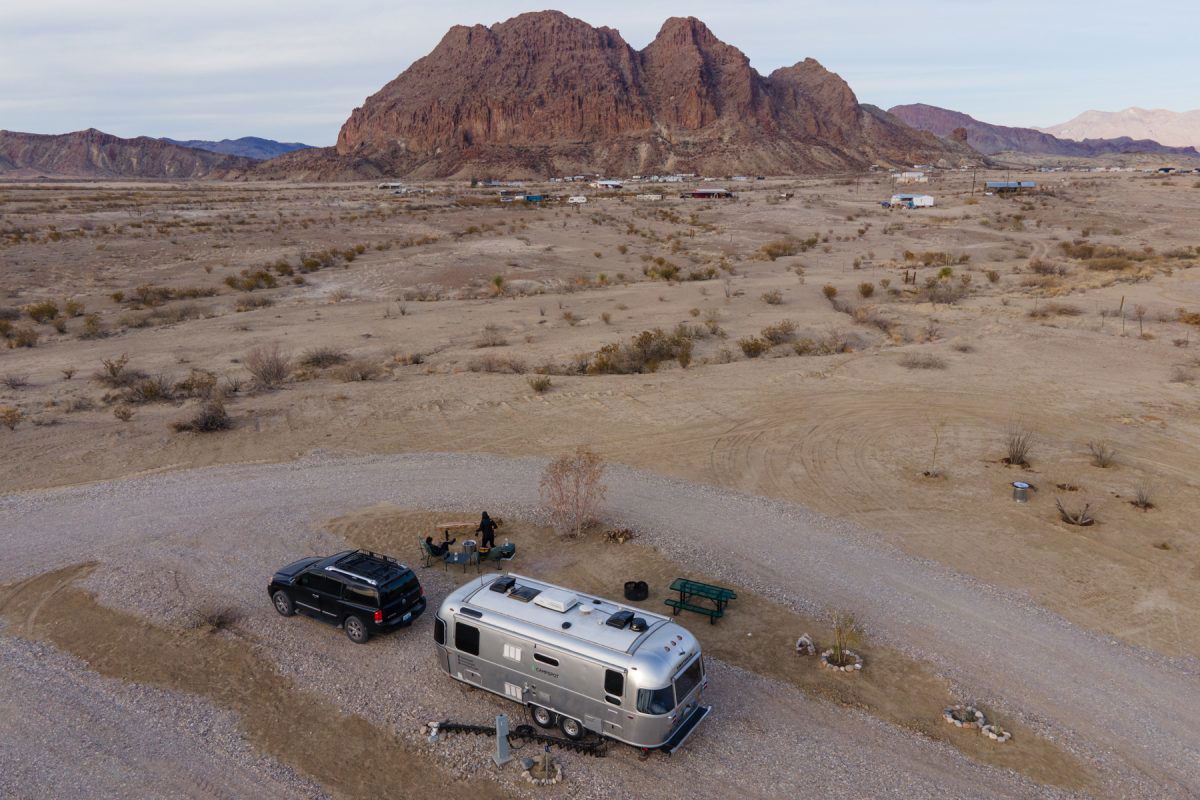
left=272, top=590, right=295, bottom=617
left=559, top=716, right=584, bottom=741
left=344, top=615, right=370, bottom=644
left=530, top=705, right=556, bottom=728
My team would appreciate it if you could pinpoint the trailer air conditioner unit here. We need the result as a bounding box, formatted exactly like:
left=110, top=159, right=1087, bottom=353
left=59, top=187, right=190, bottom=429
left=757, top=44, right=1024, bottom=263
left=533, top=588, right=579, bottom=613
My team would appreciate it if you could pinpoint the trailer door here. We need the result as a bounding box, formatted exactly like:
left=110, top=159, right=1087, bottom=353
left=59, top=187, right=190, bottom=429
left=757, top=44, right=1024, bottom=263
left=602, top=668, right=625, bottom=735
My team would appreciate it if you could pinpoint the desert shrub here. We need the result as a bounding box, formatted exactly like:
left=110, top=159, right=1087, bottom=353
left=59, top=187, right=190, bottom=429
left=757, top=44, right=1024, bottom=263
left=1004, top=424, right=1034, bottom=467
left=985, top=270, right=1000, bottom=283
left=300, top=347, right=348, bottom=368
left=235, top=295, right=274, bottom=312
left=78, top=314, right=105, bottom=340
left=1132, top=481, right=1155, bottom=510
left=113, top=405, right=134, bottom=422
left=822, top=285, right=838, bottom=300
left=123, top=373, right=175, bottom=404
left=587, top=328, right=693, bottom=374
left=539, top=447, right=607, bottom=537
left=24, top=301, right=59, bottom=322
left=761, top=319, right=798, bottom=344
left=761, top=290, right=784, bottom=305
left=468, top=354, right=527, bottom=374
left=172, top=395, right=231, bottom=433
left=857, top=282, right=875, bottom=299
left=899, top=353, right=947, bottom=370
left=1087, top=257, right=1133, bottom=272
left=0, top=406, right=22, bottom=431
left=335, top=360, right=382, bottom=382
left=2, top=373, right=29, bottom=390
left=64, top=396, right=96, bottom=413
left=224, top=269, right=278, bottom=292
left=245, top=344, right=291, bottom=388
left=601, top=312, right=612, bottom=324
left=757, top=238, right=800, bottom=260
left=1028, top=258, right=1062, bottom=276
left=1088, top=441, right=1117, bottom=468
left=829, top=610, right=864, bottom=667
left=528, top=375, right=553, bottom=394
left=476, top=324, right=508, bottom=348
left=739, top=337, right=769, bottom=358
left=1028, top=302, right=1082, bottom=318
left=92, top=354, right=148, bottom=388
left=561, top=311, right=580, bottom=326
left=175, top=369, right=218, bottom=399
left=9, top=327, right=39, bottom=348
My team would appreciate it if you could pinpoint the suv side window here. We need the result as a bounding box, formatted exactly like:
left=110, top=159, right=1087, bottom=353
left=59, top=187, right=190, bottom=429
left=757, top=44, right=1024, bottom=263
left=298, top=572, right=342, bottom=596
left=344, top=585, right=378, bottom=606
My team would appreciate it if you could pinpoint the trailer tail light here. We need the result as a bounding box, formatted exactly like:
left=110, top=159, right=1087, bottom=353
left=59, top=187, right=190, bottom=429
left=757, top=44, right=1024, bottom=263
left=374, top=609, right=383, bottom=624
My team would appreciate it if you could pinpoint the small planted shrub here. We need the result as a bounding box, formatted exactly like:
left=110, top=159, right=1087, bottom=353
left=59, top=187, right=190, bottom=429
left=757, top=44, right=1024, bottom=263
left=1087, top=441, right=1117, bottom=468
left=528, top=375, right=553, bottom=394
left=1003, top=425, right=1034, bottom=467
left=1132, top=481, right=1155, bottom=511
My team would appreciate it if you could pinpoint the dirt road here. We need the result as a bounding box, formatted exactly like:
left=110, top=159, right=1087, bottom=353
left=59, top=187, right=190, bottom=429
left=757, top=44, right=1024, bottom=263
left=2, top=451, right=1197, bottom=796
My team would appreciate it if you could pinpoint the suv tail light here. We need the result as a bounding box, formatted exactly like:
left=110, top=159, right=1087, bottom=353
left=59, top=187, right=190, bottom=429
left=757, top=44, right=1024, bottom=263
left=373, top=609, right=383, bottom=624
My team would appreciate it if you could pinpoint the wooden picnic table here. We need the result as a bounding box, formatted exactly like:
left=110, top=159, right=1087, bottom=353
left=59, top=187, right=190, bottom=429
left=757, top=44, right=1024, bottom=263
left=665, top=578, right=737, bottom=624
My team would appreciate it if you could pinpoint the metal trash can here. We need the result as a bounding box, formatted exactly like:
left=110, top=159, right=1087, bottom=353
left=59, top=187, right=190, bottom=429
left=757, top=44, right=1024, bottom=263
left=462, top=539, right=477, bottom=556
left=1012, top=481, right=1030, bottom=503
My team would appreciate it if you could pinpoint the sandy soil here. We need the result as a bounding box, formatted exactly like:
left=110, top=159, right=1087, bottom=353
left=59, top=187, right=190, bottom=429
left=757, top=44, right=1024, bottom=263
left=2, top=170, right=1199, bottom=796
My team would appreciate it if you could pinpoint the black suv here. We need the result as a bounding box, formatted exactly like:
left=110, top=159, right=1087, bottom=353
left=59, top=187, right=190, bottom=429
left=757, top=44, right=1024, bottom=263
left=268, top=550, right=426, bottom=643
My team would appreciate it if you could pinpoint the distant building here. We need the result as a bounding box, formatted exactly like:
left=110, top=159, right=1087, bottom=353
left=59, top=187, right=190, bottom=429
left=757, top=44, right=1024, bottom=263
left=567, top=196, right=588, bottom=204
left=635, top=193, right=664, bottom=201
left=589, top=179, right=623, bottom=189
left=888, top=193, right=935, bottom=208
left=984, top=181, right=1037, bottom=193
left=895, top=171, right=928, bottom=184
left=687, top=188, right=734, bottom=199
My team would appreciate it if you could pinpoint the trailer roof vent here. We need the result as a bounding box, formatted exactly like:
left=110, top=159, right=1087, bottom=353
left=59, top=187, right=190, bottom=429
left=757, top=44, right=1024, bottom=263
left=605, top=610, right=635, bottom=629
left=508, top=585, right=542, bottom=603
left=533, top=588, right=578, bottom=613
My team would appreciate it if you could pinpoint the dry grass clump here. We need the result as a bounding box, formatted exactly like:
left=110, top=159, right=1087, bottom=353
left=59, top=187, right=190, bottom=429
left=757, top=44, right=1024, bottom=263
left=1087, top=441, right=1117, bottom=468
left=761, top=319, right=798, bottom=345
left=112, top=405, right=134, bottom=422
left=761, top=289, right=784, bottom=305
left=123, top=373, right=176, bottom=404
left=0, top=406, right=23, bottom=430
left=476, top=324, right=508, bottom=348
left=172, top=394, right=232, bottom=433
left=119, top=303, right=206, bottom=329
left=235, top=295, right=274, bottom=312
left=224, top=269, right=278, bottom=292
left=7, top=327, right=39, bottom=348
left=1029, top=302, right=1083, bottom=318
left=468, top=354, right=528, bottom=374
left=899, top=352, right=947, bottom=370
left=335, top=360, right=383, bottom=382
left=587, top=328, right=693, bottom=375
left=299, top=347, right=349, bottom=369
left=739, top=337, right=770, bottom=358
left=24, top=300, right=59, bottom=322
left=245, top=344, right=291, bottom=388
left=1132, top=481, right=1155, bottom=511
left=793, top=333, right=854, bottom=356
left=528, top=375, right=553, bottom=394
left=2, top=373, right=29, bottom=390
left=1003, top=425, right=1034, bottom=467
left=121, top=285, right=217, bottom=307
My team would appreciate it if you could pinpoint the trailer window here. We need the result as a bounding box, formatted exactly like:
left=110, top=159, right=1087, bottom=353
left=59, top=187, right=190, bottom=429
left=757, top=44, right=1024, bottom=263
left=637, top=686, right=674, bottom=715
left=433, top=618, right=445, bottom=645
left=604, top=670, right=624, bottom=698
left=673, top=656, right=704, bottom=702
left=455, top=622, right=480, bottom=655
left=533, top=653, right=559, bottom=667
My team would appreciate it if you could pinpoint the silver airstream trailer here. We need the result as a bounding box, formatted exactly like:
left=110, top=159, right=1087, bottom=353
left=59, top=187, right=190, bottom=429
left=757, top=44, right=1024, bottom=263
left=433, top=573, right=710, bottom=752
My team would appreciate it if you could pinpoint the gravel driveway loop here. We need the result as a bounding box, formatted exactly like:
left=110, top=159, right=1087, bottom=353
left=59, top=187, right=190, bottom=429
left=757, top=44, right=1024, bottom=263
left=2, top=450, right=1197, bottom=798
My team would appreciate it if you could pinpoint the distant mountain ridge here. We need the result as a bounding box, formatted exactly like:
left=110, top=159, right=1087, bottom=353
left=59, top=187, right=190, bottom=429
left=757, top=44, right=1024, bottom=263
left=1038, top=108, right=1200, bottom=150
left=159, top=136, right=313, bottom=160
left=261, top=10, right=973, bottom=179
left=888, top=104, right=1197, bottom=157
left=0, top=129, right=255, bottom=179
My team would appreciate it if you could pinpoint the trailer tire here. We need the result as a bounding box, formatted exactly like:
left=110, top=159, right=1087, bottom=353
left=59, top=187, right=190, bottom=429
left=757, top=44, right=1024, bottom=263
left=559, top=716, right=585, bottom=741
left=530, top=705, right=556, bottom=729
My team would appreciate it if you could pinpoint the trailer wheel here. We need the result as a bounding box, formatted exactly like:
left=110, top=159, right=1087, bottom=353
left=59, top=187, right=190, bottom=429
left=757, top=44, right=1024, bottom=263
left=530, top=705, right=556, bottom=729
left=559, top=716, right=584, bottom=741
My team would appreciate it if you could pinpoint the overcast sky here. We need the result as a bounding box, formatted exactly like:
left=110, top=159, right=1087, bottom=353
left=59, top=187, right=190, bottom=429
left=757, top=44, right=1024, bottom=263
left=3, top=1, right=1195, bottom=145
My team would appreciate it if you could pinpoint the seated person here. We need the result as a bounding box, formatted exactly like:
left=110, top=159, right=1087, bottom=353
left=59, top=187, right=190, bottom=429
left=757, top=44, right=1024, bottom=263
left=425, top=535, right=456, bottom=557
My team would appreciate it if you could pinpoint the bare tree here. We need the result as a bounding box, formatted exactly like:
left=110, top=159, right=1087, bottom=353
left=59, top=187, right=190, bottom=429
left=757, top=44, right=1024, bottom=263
left=830, top=610, right=864, bottom=667
left=540, top=447, right=608, bottom=537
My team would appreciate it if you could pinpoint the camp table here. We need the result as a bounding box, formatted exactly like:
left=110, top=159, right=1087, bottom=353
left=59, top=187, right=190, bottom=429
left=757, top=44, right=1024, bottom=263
left=665, top=578, right=737, bottom=624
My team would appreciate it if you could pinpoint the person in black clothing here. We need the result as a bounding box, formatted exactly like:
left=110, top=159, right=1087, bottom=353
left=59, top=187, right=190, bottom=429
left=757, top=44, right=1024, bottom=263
left=477, top=512, right=498, bottom=549
left=425, top=535, right=455, bottom=557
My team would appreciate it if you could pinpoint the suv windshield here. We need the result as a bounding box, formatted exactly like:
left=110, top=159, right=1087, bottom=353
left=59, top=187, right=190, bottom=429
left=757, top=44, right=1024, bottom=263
left=379, top=573, right=418, bottom=606
left=673, top=656, right=704, bottom=702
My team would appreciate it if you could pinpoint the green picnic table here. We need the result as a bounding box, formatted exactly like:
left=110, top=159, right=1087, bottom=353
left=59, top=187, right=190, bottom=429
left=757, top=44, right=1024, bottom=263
left=664, top=578, right=737, bottom=624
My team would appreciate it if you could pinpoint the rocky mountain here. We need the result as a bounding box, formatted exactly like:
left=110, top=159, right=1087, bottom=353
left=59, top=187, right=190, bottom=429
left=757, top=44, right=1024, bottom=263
left=0, top=129, right=255, bottom=179
left=1038, top=108, right=1200, bottom=150
left=889, top=104, right=1197, bottom=157
left=278, top=11, right=969, bottom=178
left=160, top=136, right=313, bottom=161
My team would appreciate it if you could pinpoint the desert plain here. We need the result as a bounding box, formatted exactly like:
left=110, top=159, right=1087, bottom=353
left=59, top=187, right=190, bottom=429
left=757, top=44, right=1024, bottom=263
left=2, top=170, right=1199, bottom=798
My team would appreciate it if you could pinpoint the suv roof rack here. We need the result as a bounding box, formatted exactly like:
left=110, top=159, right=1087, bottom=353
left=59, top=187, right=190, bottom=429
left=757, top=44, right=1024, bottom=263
left=324, top=550, right=409, bottom=587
